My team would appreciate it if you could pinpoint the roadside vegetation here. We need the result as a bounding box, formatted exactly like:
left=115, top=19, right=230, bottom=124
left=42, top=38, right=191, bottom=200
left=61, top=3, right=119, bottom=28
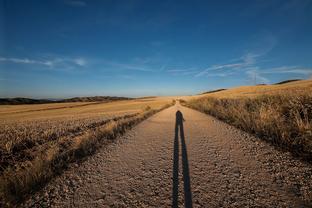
left=183, top=79, right=312, bottom=160
left=0, top=98, right=175, bottom=206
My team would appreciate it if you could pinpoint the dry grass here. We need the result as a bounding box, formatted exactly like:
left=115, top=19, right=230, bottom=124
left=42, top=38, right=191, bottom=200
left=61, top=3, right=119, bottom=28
left=0, top=98, right=175, bottom=206
left=194, top=79, right=312, bottom=99
left=184, top=80, right=312, bottom=159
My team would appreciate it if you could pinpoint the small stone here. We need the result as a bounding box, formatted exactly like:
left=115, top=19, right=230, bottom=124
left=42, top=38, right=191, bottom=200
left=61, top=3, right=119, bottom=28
left=233, top=169, right=241, bottom=177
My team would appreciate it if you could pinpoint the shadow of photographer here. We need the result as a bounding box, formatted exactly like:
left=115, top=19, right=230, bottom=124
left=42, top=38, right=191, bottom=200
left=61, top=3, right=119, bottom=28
left=172, top=110, right=193, bottom=208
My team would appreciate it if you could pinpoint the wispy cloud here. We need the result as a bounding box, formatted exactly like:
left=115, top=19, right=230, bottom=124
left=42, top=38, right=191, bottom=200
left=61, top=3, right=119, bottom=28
left=0, top=57, right=53, bottom=67
left=195, top=57, right=252, bottom=77
left=205, top=71, right=236, bottom=77
left=261, top=66, right=312, bottom=75
left=65, top=0, right=86, bottom=7
left=0, top=55, right=162, bottom=73
left=167, top=69, right=192, bottom=73
left=244, top=66, right=312, bottom=84
left=195, top=49, right=265, bottom=78
left=108, top=56, right=170, bottom=73
left=195, top=50, right=311, bottom=83
left=195, top=31, right=279, bottom=79
left=106, top=61, right=155, bottom=72
left=159, top=64, right=167, bottom=71
left=167, top=68, right=198, bottom=76
left=73, top=58, right=87, bottom=66
left=246, top=69, right=270, bottom=84
left=0, top=56, right=88, bottom=69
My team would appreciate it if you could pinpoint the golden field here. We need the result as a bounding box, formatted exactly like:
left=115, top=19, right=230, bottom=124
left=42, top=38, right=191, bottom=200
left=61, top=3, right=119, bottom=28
left=0, top=97, right=174, bottom=153
left=184, top=79, right=312, bottom=159
left=0, top=97, right=174, bottom=204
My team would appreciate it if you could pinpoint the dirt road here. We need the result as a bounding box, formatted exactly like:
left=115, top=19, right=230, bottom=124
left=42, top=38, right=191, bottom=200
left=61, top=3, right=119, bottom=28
left=24, top=103, right=312, bottom=207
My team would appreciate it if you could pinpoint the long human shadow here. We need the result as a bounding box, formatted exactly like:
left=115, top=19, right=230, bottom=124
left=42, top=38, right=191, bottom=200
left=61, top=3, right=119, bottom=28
left=172, top=110, right=193, bottom=208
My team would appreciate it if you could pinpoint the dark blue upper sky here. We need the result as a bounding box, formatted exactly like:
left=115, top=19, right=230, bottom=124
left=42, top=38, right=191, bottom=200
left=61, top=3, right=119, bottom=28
left=1, top=0, right=312, bottom=98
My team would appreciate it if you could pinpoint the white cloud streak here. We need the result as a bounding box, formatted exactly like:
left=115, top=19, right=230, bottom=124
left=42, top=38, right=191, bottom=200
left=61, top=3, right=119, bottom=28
left=246, top=70, right=270, bottom=84
left=167, top=68, right=198, bottom=76
left=0, top=56, right=88, bottom=69
left=195, top=57, right=252, bottom=77
left=74, top=58, right=87, bottom=66
left=194, top=31, right=280, bottom=80
left=167, top=69, right=194, bottom=73
left=261, top=66, right=312, bottom=75
left=107, top=61, right=155, bottom=72
left=194, top=52, right=312, bottom=83
left=0, top=57, right=53, bottom=66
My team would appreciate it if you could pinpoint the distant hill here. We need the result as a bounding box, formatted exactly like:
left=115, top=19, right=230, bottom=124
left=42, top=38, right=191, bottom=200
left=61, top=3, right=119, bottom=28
left=274, top=79, right=302, bottom=85
left=0, top=96, right=131, bottom=105
left=61, top=96, right=131, bottom=103
left=201, top=89, right=226, bottom=95
left=0, top=98, right=53, bottom=105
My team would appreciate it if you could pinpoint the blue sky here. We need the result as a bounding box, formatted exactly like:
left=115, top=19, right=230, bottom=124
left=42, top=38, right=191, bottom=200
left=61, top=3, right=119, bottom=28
left=0, top=0, right=312, bottom=98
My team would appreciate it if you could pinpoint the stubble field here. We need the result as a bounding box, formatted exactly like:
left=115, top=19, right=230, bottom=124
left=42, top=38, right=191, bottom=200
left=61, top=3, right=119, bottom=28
left=0, top=97, right=174, bottom=204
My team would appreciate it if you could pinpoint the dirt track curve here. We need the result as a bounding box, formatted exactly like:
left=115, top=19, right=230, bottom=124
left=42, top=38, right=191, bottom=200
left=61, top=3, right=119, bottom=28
left=24, top=102, right=312, bottom=207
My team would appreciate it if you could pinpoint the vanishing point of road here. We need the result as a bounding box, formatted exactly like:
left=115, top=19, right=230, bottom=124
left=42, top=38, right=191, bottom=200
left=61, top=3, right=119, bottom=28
left=24, top=102, right=312, bottom=207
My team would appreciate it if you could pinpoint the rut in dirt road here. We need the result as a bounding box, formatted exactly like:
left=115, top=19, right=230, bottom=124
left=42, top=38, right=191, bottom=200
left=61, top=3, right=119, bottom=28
left=23, top=102, right=312, bottom=207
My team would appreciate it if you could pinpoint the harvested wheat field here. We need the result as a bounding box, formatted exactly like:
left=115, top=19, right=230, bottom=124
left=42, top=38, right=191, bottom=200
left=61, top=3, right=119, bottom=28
left=0, top=97, right=175, bottom=205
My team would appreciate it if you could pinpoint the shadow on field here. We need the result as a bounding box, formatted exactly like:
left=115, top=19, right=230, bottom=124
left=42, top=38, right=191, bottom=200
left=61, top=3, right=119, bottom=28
left=172, top=110, right=193, bottom=208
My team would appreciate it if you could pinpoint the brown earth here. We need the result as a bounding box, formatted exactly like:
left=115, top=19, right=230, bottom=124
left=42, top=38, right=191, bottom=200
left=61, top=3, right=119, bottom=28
left=22, top=102, right=312, bottom=207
